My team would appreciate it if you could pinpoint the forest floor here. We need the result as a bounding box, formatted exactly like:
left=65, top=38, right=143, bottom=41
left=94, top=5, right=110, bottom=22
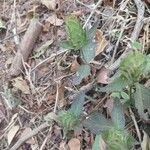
left=0, top=0, right=150, bottom=150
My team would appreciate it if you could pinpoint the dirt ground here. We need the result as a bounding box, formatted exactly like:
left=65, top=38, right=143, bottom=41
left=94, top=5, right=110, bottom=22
left=0, top=0, right=149, bottom=150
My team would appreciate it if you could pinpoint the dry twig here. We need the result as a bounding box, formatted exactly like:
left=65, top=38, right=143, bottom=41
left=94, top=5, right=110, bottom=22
left=9, top=19, right=42, bottom=76
left=109, top=0, right=145, bottom=71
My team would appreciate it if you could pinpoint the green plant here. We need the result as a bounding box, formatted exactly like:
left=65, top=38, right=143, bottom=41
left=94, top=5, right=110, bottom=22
left=99, top=51, right=150, bottom=120
left=60, top=15, right=97, bottom=84
left=45, top=15, right=150, bottom=149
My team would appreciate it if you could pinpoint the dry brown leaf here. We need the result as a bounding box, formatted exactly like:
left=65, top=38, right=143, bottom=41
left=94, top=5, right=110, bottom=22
left=97, top=67, right=110, bottom=84
left=68, top=138, right=81, bottom=150
left=46, top=14, right=64, bottom=26
left=58, top=83, right=67, bottom=107
left=12, top=76, right=30, bottom=94
left=41, top=0, right=56, bottom=10
left=95, top=30, right=108, bottom=56
left=20, top=128, right=36, bottom=145
left=104, top=99, right=114, bottom=115
left=47, top=94, right=56, bottom=104
left=59, top=141, right=68, bottom=150
left=70, top=58, right=80, bottom=72
left=7, top=125, right=20, bottom=145
left=43, top=21, right=51, bottom=32
left=71, top=10, right=83, bottom=17
left=0, top=44, right=6, bottom=52
left=5, top=57, right=13, bottom=68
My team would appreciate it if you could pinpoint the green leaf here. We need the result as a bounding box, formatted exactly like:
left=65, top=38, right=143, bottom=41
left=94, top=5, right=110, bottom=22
left=44, top=112, right=58, bottom=122
left=119, top=51, right=147, bottom=82
left=74, top=64, right=91, bottom=84
left=81, top=41, right=96, bottom=63
left=32, top=39, right=53, bottom=58
left=87, top=22, right=98, bottom=40
left=83, top=113, right=112, bottom=134
left=121, top=92, right=129, bottom=100
left=92, top=135, right=106, bottom=150
left=99, top=76, right=129, bottom=93
left=58, top=111, right=79, bottom=131
left=92, top=135, right=101, bottom=150
left=131, top=41, right=142, bottom=50
left=65, top=15, right=88, bottom=49
left=70, top=91, right=85, bottom=116
left=102, top=128, right=135, bottom=150
left=111, top=99, right=125, bottom=129
left=134, top=83, right=150, bottom=120
left=111, top=92, right=121, bottom=99
left=59, top=40, right=74, bottom=49
left=144, top=54, right=150, bottom=74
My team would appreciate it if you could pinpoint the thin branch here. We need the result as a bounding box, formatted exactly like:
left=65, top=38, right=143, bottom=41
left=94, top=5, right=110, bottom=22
left=129, top=108, right=142, bottom=144
left=109, top=0, right=145, bottom=71
left=83, top=0, right=103, bottom=29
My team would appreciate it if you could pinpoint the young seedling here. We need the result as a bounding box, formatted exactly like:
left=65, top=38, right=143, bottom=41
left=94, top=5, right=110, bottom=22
left=60, top=15, right=97, bottom=84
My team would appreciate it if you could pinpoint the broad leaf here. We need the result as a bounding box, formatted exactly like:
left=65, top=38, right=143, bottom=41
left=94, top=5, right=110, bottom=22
left=74, top=64, right=90, bottom=84
left=59, top=40, right=74, bottom=49
left=81, top=41, right=96, bottom=63
left=144, top=54, right=150, bottom=74
left=131, top=41, right=142, bottom=50
left=70, top=91, right=85, bottom=116
left=102, top=128, right=135, bottom=150
left=83, top=113, right=112, bottom=134
left=87, top=22, right=98, bottom=40
left=65, top=15, right=88, bottom=49
left=58, top=111, right=79, bottom=131
left=111, top=99, right=125, bottom=129
left=99, top=76, right=129, bottom=93
left=134, top=83, right=150, bottom=120
left=119, top=51, right=147, bottom=82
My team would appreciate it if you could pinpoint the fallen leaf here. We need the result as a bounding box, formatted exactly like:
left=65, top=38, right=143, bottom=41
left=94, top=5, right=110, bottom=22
left=5, top=57, right=13, bottom=68
left=46, top=14, right=64, bottom=26
left=58, top=83, right=67, bottom=107
left=95, top=30, right=108, bottom=56
left=20, top=128, right=36, bottom=145
left=70, top=57, right=80, bottom=72
left=71, top=10, right=83, bottom=17
left=97, top=67, right=110, bottom=84
left=59, top=141, right=68, bottom=150
left=7, top=125, right=20, bottom=145
left=12, top=76, right=30, bottom=94
left=41, top=0, right=56, bottom=10
left=47, top=94, right=56, bottom=104
left=104, top=98, right=114, bottom=115
left=0, top=44, right=7, bottom=52
left=68, top=138, right=81, bottom=150
left=43, top=21, right=51, bottom=32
